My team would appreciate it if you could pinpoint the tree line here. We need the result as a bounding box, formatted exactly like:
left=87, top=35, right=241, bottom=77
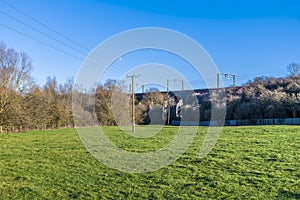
left=1, top=42, right=300, bottom=131
left=0, top=42, right=73, bottom=131
left=225, top=73, right=300, bottom=120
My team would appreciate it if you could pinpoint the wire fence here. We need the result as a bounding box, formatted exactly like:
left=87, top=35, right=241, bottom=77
left=0, top=124, right=74, bottom=133
left=1, top=118, right=300, bottom=133
left=173, top=118, right=300, bottom=126
left=0, top=123, right=104, bottom=133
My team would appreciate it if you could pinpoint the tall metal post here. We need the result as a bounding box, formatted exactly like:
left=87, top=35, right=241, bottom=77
left=233, top=74, right=236, bottom=87
left=217, top=73, right=220, bottom=88
left=167, top=79, right=170, bottom=125
left=127, top=74, right=140, bottom=132
left=218, top=72, right=236, bottom=88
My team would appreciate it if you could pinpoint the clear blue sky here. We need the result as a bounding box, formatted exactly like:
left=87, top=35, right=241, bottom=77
left=1, top=0, right=300, bottom=90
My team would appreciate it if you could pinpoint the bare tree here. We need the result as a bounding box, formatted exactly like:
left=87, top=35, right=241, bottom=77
left=287, top=63, right=300, bottom=77
left=0, top=42, right=33, bottom=119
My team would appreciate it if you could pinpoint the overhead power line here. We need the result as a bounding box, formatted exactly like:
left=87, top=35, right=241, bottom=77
left=0, top=0, right=289, bottom=89
left=0, top=9, right=88, bottom=57
left=0, top=0, right=89, bottom=51
left=0, top=0, right=128, bottom=74
left=0, top=23, right=125, bottom=75
left=0, top=23, right=83, bottom=60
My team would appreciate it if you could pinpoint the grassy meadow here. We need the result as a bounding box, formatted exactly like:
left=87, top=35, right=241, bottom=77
left=0, top=126, right=299, bottom=199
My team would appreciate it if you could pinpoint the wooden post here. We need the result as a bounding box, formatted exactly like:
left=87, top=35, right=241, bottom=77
left=0, top=126, right=2, bottom=133
left=127, top=74, right=140, bottom=132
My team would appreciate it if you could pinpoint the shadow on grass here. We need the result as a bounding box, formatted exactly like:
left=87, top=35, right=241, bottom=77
left=278, top=189, right=300, bottom=199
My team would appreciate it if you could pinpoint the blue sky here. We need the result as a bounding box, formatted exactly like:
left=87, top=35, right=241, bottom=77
left=1, top=0, right=300, bottom=90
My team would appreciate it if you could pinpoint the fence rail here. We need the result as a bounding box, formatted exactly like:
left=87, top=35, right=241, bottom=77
left=1, top=118, right=300, bottom=133
left=225, top=118, right=300, bottom=126
left=0, top=124, right=74, bottom=133
left=172, top=118, right=300, bottom=126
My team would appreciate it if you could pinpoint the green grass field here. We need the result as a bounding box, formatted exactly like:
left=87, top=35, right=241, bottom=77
left=0, top=126, right=299, bottom=199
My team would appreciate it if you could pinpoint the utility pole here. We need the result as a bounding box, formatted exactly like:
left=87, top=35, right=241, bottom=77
left=167, top=79, right=184, bottom=91
left=167, top=79, right=170, bottom=125
left=166, top=79, right=184, bottom=125
left=174, top=79, right=184, bottom=91
left=127, top=74, right=140, bottom=132
left=224, top=73, right=236, bottom=87
left=217, top=73, right=236, bottom=88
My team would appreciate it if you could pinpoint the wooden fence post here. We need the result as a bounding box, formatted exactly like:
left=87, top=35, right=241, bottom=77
left=0, top=126, right=2, bottom=133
